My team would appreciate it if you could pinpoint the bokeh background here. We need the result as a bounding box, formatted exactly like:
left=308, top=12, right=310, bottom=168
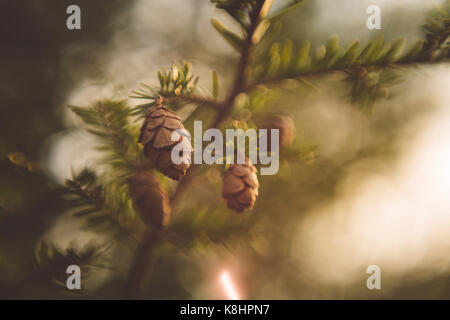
left=1, top=0, right=450, bottom=299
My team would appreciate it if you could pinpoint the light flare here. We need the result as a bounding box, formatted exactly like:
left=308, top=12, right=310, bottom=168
left=220, top=271, right=239, bottom=300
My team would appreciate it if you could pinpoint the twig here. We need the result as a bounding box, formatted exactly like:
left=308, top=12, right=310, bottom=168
left=213, top=0, right=266, bottom=127
left=164, top=95, right=224, bottom=110
left=125, top=229, right=160, bottom=299
left=243, top=58, right=450, bottom=93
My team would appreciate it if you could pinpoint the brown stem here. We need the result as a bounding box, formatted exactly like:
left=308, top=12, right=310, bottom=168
left=165, top=95, right=224, bottom=110
left=125, top=229, right=160, bottom=299
left=243, top=59, right=450, bottom=93
left=213, top=0, right=266, bottom=127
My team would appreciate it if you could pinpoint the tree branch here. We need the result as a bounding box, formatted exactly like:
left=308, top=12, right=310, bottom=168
left=164, top=95, right=224, bottom=110
left=213, top=0, right=266, bottom=127
left=125, top=230, right=160, bottom=299
left=171, top=0, right=267, bottom=206
left=243, top=58, right=450, bottom=93
left=126, top=0, right=268, bottom=299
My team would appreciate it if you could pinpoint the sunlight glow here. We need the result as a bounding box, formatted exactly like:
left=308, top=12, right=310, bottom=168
left=220, top=271, right=239, bottom=300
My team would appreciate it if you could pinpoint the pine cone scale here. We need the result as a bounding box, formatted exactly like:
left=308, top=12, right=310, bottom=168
left=139, top=98, right=191, bottom=181
left=144, top=117, right=165, bottom=130
left=149, top=108, right=181, bottom=120
left=139, top=130, right=156, bottom=145
left=152, top=127, right=181, bottom=148
left=236, top=188, right=255, bottom=206
left=222, top=174, right=246, bottom=195
left=242, top=172, right=259, bottom=188
left=222, top=159, right=259, bottom=213
left=161, top=118, right=183, bottom=129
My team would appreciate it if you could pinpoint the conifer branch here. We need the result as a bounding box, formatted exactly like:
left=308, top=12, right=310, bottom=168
left=244, top=58, right=449, bottom=92
left=213, top=0, right=267, bottom=127
left=164, top=95, right=224, bottom=110
left=126, top=0, right=269, bottom=299
left=246, top=1, right=449, bottom=107
left=126, top=0, right=449, bottom=300
left=64, top=169, right=139, bottom=246
left=69, top=100, right=139, bottom=177
left=130, top=62, right=222, bottom=113
left=27, top=241, right=112, bottom=294
left=171, top=0, right=268, bottom=205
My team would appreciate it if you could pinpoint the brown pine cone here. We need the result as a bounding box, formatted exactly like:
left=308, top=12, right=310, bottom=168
left=129, top=169, right=170, bottom=229
left=138, top=96, right=191, bottom=181
left=258, top=114, right=296, bottom=152
left=222, top=159, right=259, bottom=213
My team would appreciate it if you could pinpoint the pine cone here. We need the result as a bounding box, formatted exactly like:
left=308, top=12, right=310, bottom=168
left=129, top=169, right=170, bottom=229
left=258, top=114, right=296, bottom=152
left=138, top=96, right=191, bottom=181
left=222, top=159, right=259, bottom=213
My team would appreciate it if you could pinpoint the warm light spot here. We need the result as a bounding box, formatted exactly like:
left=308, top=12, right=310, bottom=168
left=220, top=271, right=239, bottom=300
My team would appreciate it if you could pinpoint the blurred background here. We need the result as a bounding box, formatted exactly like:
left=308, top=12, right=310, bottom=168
left=1, top=0, right=449, bottom=299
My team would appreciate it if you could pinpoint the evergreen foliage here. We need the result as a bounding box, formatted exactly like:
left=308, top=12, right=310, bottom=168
left=1, top=0, right=449, bottom=299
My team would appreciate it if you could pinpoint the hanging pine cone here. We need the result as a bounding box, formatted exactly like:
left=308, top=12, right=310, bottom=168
left=257, top=114, right=296, bottom=152
left=138, top=96, right=191, bottom=181
left=222, top=159, right=259, bottom=213
left=129, top=168, right=170, bottom=229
